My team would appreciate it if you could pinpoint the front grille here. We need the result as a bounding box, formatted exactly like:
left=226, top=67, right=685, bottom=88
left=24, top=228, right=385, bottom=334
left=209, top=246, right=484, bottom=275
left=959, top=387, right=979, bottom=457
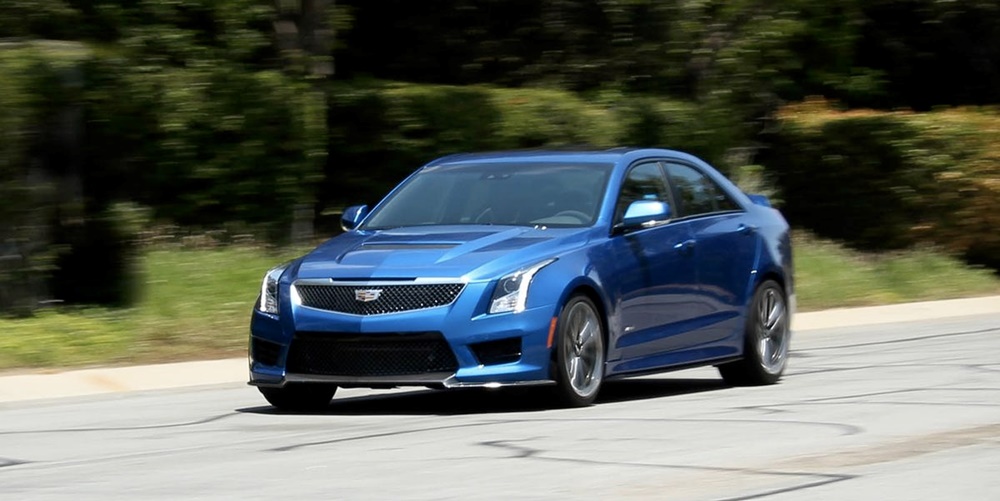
left=250, top=337, right=282, bottom=366
left=295, top=283, right=465, bottom=315
left=286, top=332, right=459, bottom=377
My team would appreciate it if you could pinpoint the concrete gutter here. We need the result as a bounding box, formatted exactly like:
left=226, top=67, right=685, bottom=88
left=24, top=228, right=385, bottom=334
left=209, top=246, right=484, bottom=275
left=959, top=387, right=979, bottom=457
left=2, top=295, right=999, bottom=404
left=0, top=359, right=249, bottom=404
left=791, top=295, right=1000, bottom=331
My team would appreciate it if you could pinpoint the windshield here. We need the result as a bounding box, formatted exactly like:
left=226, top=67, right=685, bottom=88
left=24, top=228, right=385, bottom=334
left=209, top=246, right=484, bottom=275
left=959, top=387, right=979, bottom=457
left=362, top=162, right=614, bottom=229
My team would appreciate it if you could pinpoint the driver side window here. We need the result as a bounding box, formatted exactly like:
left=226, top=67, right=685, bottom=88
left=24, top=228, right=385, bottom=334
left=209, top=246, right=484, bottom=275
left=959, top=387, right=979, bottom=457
left=615, top=162, right=671, bottom=223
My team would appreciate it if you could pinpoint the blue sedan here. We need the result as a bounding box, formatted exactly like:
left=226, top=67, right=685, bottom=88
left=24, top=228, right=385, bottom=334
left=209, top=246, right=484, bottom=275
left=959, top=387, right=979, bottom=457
left=249, top=148, right=794, bottom=409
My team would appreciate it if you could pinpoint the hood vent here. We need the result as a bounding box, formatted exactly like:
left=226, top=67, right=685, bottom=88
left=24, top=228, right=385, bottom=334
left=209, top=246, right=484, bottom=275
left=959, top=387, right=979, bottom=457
left=360, top=243, right=458, bottom=250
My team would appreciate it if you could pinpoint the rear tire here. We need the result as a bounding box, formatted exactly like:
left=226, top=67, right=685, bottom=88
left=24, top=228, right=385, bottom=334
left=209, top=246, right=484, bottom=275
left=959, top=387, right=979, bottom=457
left=718, top=280, right=790, bottom=386
left=259, top=384, right=337, bottom=412
left=551, top=295, right=606, bottom=407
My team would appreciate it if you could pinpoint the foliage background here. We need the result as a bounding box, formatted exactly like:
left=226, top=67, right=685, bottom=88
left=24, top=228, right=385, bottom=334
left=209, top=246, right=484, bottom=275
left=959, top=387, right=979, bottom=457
left=2, top=0, right=1000, bottom=316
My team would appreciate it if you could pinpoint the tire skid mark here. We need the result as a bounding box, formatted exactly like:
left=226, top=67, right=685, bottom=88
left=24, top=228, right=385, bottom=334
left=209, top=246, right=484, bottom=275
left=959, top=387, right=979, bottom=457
left=791, top=362, right=1000, bottom=377
left=714, top=476, right=853, bottom=501
left=0, top=457, right=29, bottom=468
left=479, top=439, right=855, bottom=501
left=479, top=438, right=539, bottom=458
left=829, top=400, right=1000, bottom=408
left=270, top=417, right=862, bottom=453
left=737, top=387, right=1000, bottom=413
left=0, top=412, right=235, bottom=436
left=0, top=425, right=340, bottom=474
left=269, top=421, right=499, bottom=452
left=802, top=326, right=1000, bottom=352
left=799, top=387, right=998, bottom=403
left=970, top=364, right=1000, bottom=374
left=775, top=422, right=1000, bottom=470
left=0, top=442, right=244, bottom=474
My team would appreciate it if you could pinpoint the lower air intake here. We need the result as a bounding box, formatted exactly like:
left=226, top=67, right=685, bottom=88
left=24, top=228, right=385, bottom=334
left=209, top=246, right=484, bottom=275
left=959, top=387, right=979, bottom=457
left=251, top=337, right=282, bottom=366
left=286, top=332, right=458, bottom=377
left=469, top=337, right=522, bottom=366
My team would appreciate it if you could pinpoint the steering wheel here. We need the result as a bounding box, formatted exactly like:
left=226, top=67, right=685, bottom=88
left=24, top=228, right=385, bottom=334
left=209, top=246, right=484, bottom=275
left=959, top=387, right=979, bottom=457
left=475, top=207, right=494, bottom=224
left=552, top=210, right=591, bottom=223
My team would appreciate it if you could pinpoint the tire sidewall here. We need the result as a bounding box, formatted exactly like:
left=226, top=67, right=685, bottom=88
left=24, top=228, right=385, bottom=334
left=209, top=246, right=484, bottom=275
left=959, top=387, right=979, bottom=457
left=553, top=295, right=605, bottom=406
left=746, top=280, right=789, bottom=383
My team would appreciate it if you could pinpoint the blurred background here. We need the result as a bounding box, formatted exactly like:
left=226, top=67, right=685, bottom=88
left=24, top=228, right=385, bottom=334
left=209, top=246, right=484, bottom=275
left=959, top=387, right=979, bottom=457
left=2, top=0, right=999, bottom=368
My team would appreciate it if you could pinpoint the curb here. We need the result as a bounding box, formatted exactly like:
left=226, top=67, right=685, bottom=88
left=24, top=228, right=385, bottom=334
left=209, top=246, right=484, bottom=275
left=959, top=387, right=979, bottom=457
left=0, top=359, right=248, bottom=404
left=791, top=295, right=1000, bottom=331
left=2, top=295, right=999, bottom=404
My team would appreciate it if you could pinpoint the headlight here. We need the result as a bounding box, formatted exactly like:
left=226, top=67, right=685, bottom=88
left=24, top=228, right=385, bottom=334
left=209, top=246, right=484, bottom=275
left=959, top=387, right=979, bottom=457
left=489, top=259, right=556, bottom=314
left=259, top=263, right=289, bottom=315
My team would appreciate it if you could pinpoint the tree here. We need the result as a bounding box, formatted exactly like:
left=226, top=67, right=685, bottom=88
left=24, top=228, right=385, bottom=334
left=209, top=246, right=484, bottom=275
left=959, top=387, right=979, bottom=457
left=0, top=1, right=332, bottom=311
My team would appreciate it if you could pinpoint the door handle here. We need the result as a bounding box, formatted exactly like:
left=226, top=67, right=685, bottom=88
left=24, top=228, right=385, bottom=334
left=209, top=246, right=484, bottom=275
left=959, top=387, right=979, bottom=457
left=673, top=239, right=696, bottom=253
left=738, top=223, right=758, bottom=235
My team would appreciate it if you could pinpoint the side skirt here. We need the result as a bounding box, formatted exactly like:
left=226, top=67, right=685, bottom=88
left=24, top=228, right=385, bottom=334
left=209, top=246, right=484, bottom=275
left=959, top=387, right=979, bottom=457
left=604, top=355, right=743, bottom=381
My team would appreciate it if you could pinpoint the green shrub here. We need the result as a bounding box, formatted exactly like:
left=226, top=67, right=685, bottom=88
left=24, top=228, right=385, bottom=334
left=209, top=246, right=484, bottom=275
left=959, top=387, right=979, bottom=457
left=0, top=45, right=78, bottom=315
left=324, top=82, right=620, bottom=210
left=765, top=101, right=1000, bottom=268
left=0, top=43, right=332, bottom=311
left=600, top=94, right=748, bottom=174
left=81, top=57, right=327, bottom=242
left=321, top=81, right=748, bottom=214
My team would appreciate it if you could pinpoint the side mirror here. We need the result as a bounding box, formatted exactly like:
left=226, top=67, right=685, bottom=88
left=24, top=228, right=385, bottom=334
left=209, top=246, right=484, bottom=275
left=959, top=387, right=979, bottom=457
left=617, top=200, right=671, bottom=233
left=747, top=194, right=772, bottom=208
left=341, top=204, right=369, bottom=231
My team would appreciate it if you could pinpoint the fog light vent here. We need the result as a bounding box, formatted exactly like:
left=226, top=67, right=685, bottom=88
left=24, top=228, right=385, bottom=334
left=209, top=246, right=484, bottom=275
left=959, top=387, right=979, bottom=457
left=470, top=337, right=522, bottom=366
left=251, top=337, right=282, bottom=366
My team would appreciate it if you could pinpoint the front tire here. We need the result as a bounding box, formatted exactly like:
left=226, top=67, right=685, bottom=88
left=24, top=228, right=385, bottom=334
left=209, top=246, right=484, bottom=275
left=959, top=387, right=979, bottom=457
left=259, top=384, right=337, bottom=412
left=552, top=295, right=606, bottom=407
left=718, top=280, right=790, bottom=386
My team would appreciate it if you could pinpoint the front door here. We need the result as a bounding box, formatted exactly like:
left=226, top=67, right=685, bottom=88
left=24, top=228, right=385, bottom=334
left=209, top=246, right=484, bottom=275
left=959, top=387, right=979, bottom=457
left=608, top=162, right=703, bottom=372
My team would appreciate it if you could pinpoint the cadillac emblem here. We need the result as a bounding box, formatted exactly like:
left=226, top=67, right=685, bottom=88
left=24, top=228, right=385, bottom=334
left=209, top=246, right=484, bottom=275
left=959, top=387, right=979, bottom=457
left=354, top=289, right=383, bottom=302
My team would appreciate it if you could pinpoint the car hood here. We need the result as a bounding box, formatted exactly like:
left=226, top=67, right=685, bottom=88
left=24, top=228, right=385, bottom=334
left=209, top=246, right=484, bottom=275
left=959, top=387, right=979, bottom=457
left=295, top=225, right=590, bottom=281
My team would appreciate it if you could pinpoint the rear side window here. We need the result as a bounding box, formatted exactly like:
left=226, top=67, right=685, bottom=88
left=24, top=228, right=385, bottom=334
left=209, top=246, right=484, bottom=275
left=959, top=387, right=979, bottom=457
left=664, top=163, right=740, bottom=217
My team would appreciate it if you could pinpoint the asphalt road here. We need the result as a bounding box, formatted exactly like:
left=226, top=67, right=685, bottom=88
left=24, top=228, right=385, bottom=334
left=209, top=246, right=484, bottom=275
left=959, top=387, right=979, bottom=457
left=2, top=313, right=999, bottom=501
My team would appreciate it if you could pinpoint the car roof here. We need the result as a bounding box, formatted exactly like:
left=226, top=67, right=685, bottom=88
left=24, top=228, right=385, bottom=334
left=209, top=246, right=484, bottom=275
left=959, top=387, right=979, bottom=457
left=426, top=147, right=697, bottom=167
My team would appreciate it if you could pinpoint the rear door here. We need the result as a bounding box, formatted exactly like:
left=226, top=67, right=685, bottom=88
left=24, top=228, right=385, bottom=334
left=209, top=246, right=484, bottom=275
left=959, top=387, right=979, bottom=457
left=664, top=161, right=758, bottom=351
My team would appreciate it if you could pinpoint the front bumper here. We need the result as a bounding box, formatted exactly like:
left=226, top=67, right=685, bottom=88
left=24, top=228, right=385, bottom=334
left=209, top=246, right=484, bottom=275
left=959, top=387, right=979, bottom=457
left=251, top=373, right=556, bottom=389
left=248, top=281, right=559, bottom=389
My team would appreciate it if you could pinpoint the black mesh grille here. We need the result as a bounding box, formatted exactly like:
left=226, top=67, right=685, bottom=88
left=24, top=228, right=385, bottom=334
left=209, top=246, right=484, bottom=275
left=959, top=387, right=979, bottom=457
left=286, top=332, right=459, bottom=377
left=251, top=337, right=282, bottom=366
left=296, top=283, right=465, bottom=315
